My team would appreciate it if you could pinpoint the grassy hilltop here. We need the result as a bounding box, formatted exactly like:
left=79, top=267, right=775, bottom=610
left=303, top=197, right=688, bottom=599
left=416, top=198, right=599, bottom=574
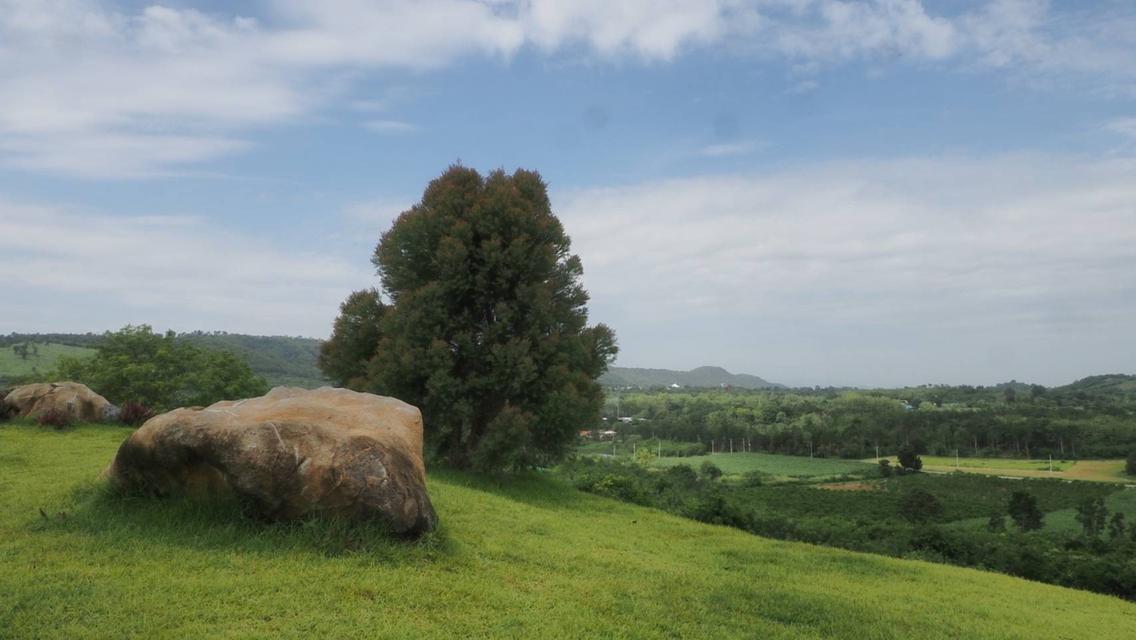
left=2, top=423, right=1134, bottom=639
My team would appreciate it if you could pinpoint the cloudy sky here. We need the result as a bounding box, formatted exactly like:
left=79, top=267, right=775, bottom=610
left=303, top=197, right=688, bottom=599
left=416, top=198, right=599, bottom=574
left=1, top=0, right=1134, bottom=387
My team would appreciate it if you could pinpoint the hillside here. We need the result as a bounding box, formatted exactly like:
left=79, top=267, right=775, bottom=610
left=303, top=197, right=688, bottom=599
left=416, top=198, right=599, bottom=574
left=2, top=423, right=1132, bottom=639
left=601, top=365, right=782, bottom=389
left=0, top=342, right=95, bottom=387
left=1057, top=374, right=1136, bottom=398
left=1, top=332, right=327, bottom=389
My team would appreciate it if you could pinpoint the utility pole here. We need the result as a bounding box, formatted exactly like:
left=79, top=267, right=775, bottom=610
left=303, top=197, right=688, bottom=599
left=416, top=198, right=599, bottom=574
left=730, top=438, right=734, bottom=454
left=875, top=445, right=880, bottom=462
left=955, top=448, right=959, bottom=470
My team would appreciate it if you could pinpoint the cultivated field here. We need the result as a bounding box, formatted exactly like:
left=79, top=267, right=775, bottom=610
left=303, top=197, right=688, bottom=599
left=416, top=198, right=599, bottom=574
left=872, top=455, right=1131, bottom=483
left=3, top=423, right=1135, bottom=638
left=654, top=451, right=874, bottom=481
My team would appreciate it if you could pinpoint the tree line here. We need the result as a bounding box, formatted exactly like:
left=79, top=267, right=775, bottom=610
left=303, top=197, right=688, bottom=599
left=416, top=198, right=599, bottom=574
left=605, top=384, right=1136, bottom=459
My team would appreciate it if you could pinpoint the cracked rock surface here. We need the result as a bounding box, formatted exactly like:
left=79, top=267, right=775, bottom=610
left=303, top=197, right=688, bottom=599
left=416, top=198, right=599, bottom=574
left=105, top=386, right=437, bottom=536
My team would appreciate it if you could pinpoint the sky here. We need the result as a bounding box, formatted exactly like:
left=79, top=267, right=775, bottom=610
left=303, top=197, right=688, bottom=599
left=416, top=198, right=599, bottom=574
left=1, top=0, right=1134, bottom=388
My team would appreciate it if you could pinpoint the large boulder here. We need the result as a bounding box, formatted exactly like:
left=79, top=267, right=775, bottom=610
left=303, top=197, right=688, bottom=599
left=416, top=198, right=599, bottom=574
left=105, top=387, right=437, bottom=536
left=3, top=382, right=118, bottom=423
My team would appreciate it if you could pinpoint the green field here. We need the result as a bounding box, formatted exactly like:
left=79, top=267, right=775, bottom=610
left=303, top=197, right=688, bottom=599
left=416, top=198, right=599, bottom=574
left=0, top=342, right=95, bottom=383
left=655, top=451, right=874, bottom=480
left=873, top=455, right=1131, bottom=483
left=949, top=487, right=1136, bottom=536
left=3, top=423, right=1134, bottom=639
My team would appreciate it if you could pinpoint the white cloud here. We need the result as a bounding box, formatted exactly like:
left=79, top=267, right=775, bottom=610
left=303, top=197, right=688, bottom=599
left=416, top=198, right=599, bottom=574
left=0, top=199, right=372, bottom=337
left=1108, top=117, right=1136, bottom=140
left=1, top=1, right=1133, bottom=178
left=698, top=140, right=765, bottom=157
left=363, top=119, right=420, bottom=135
left=557, top=154, right=1136, bottom=385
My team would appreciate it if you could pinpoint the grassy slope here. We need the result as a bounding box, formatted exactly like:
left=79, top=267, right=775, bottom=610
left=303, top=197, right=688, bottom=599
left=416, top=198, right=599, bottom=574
left=0, top=343, right=95, bottom=382
left=2, top=425, right=1134, bottom=639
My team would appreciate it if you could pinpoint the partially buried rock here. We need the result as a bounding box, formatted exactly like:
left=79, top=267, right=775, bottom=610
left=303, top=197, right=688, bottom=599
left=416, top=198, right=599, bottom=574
left=105, top=387, right=438, bottom=536
left=3, top=381, right=119, bottom=423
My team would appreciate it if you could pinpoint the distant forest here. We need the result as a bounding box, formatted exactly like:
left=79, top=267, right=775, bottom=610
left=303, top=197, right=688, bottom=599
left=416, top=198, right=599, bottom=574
left=606, top=375, right=1136, bottom=459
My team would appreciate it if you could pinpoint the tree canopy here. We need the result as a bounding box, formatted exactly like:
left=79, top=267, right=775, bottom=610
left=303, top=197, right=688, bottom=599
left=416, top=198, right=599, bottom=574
left=57, top=325, right=268, bottom=410
left=322, top=166, right=617, bottom=470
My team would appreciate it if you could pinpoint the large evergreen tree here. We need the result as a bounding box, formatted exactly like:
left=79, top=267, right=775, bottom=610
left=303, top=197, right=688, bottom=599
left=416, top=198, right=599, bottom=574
left=323, top=166, right=617, bottom=470
left=317, top=289, right=386, bottom=389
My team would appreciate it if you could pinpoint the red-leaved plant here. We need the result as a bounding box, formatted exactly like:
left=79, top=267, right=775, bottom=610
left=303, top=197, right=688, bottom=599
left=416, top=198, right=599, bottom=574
left=119, top=402, right=156, bottom=427
left=36, top=408, right=74, bottom=430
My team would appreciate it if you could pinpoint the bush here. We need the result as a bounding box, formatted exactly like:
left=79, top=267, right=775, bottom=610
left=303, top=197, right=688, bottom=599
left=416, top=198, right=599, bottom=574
left=741, top=471, right=766, bottom=487
left=1127, top=452, right=1136, bottom=476
left=898, top=489, right=944, bottom=523
left=878, top=459, right=893, bottom=477
left=1008, top=491, right=1044, bottom=532
left=699, top=460, right=723, bottom=481
left=119, top=402, right=156, bottom=426
left=56, top=325, right=268, bottom=412
left=36, top=408, right=73, bottom=430
left=897, top=444, right=923, bottom=472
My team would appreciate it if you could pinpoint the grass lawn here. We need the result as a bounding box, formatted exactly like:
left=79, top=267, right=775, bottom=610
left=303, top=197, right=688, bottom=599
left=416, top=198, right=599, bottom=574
left=871, top=455, right=1131, bottom=483
left=655, top=451, right=873, bottom=481
left=2, top=423, right=1135, bottom=639
left=0, top=342, right=95, bottom=381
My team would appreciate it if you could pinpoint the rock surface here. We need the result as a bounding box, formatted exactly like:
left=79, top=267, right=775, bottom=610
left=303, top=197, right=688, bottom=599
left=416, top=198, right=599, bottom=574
left=3, top=382, right=118, bottom=422
left=105, top=387, right=437, bottom=535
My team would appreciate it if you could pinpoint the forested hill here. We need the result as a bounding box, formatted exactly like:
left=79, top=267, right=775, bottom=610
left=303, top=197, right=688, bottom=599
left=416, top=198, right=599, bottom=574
left=1056, top=374, right=1136, bottom=398
left=1, top=332, right=328, bottom=389
left=601, top=365, right=782, bottom=389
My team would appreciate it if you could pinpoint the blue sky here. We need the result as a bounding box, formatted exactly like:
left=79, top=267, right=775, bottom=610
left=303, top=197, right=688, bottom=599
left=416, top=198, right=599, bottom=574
left=2, top=0, right=1135, bottom=387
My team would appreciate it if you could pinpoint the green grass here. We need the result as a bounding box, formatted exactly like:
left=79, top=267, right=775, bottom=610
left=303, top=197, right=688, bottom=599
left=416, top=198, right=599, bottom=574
left=914, top=456, right=1077, bottom=472
left=2, top=423, right=1134, bottom=639
left=873, top=455, right=1130, bottom=483
left=0, top=342, right=95, bottom=382
left=655, top=451, right=873, bottom=481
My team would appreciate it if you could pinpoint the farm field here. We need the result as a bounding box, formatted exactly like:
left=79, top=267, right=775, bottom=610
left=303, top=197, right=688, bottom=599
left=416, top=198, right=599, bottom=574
left=872, top=455, right=1131, bottom=483
left=654, top=451, right=874, bottom=481
left=4, top=423, right=1135, bottom=639
left=0, top=342, right=95, bottom=382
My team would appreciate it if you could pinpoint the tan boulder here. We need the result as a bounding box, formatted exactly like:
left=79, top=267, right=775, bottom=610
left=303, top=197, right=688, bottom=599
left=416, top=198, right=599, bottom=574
left=105, top=386, right=437, bottom=536
left=3, top=382, right=118, bottom=422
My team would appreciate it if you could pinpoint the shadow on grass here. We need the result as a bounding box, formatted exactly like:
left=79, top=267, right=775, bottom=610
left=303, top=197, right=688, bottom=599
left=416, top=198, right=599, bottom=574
left=27, top=480, right=453, bottom=564
left=428, top=466, right=594, bottom=511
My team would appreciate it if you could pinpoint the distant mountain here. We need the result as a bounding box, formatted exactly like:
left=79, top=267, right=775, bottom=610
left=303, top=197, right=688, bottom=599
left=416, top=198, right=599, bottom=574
left=1054, top=374, right=1136, bottom=398
left=600, top=365, right=782, bottom=389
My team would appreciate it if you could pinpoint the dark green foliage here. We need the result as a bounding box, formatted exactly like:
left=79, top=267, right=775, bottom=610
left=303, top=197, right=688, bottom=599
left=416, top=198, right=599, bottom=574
left=1108, top=512, right=1126, bottom=540
left=878, top=459, right=893, bottom=477
left=986, top=511, right=1006, bottom=533
left=1076, top=497, right=1109, bottom=538
left=1127, top=452, right=1136, bottom=476
left=897, top=444, right=923, bottom=471
left=56, top=325, right=268, bottom=411
left=318, top=289, right=386, bottom=389
left=699, top=460, right=723, bottom=481
left=337, top=166, right=616, bottom=471
left=35, top=407, right=73, bottom=430
left=898, top=489, right=944, bottom=523
left=1008, top=491, right=1044, bottom=532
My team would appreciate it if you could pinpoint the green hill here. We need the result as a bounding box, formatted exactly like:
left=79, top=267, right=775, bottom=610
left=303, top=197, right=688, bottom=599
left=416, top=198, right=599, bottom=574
left=0, top=342, right=96, bottom=387
left=602, top=365, right=782, bottom=389
left=1056, top=374, right=1136, bottom=398
left=1, top=423, right=1132, bottom=638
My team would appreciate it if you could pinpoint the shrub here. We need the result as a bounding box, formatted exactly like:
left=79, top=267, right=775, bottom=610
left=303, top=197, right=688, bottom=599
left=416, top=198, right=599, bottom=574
left=1127, top=452, right=1136, bottom=476
left=878, top=459, right=893, bottom=477
left=1008, top=491, right=1044, bottom=532
left=699, top=460, right=723, bottom=481
left=741, top=471, right=766, bottom=487
left=36, top=408, right=73, bottom=430
left=897, top=444, right=923, bottom=472
left=898, top=489, right=944, bottom=523
left=119, top=402, right=156, bottom=426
